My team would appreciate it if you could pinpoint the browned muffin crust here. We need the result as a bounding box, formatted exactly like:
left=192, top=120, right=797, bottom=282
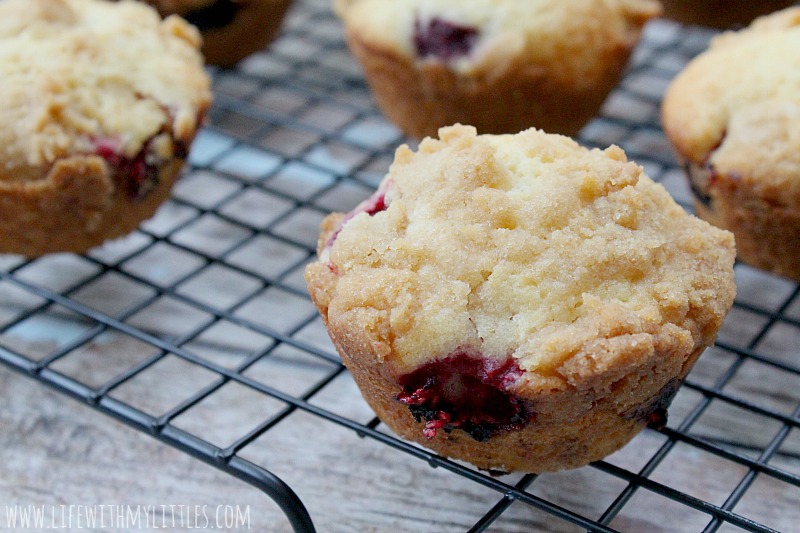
left=660, top=0, right=796, bottom=29
left=143, top=0, right=293, bottom=67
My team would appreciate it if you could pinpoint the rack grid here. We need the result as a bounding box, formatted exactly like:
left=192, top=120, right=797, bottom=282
left=2, top=1, right=799, bottom=531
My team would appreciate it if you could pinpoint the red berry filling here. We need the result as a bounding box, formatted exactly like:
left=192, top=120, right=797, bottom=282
left=94, top=134, right=187, bottom=201
left=685, top=161, right=714, bottom=207
left=94, top=138, right=158, bottom=200
left=324, top=182, right=392, bottom=267
left=623, top=377, right=682, bottom=430
left=413, top=17, right=479, bottom=61
left=396, top=353, right=528, bottom=441
left=686, top=133, right=728, bottom=208
left=356, top=189, right=389, bottom=217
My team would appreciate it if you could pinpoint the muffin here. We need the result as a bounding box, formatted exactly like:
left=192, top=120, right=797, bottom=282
left=333, top=0, right=662, bottom=139
left=305, top=125, right=736, bottom=473
left=662, top=8, right=800, bottom=281
left=141, top=0, right=293, bottom=67
left=660, top=0, right=796, bottom=29
left=0, top=0, right=212, bottom=257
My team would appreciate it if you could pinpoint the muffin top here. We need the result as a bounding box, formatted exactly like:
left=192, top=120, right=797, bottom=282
left=0, top=0, right=211, bottom=183
left=333, top=0, right=660, bottom=82
left=662, top=8, right=800, bottom=204
left=307, top=125, right=736, bottom=391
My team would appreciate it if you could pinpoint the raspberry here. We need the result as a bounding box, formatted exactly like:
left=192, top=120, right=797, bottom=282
left=397, top=353, right=528, bottom=441
left=94, top=138, right=160, bottom=200
left=324, top=183, right=391, bottom=258
left=413, top=17, right=479, bottom=61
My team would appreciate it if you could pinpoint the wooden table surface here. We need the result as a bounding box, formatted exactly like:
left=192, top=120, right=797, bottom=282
left=1, top=2, right=799, bottom=532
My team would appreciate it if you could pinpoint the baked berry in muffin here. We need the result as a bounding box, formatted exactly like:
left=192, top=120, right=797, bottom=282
left=333, top=0, right=661, bottom=139
left=0, top=0, right=211, bottom=257
left=662, top=7, right=800, bottom=281
left=305, top=125, right=736, bottom=473
left=141, top=0, right=293, bottom=67
left=660, top=0, right=795, bottom=29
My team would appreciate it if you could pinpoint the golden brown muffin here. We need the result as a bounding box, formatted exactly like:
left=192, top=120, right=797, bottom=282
left=662, top=8, right=800, bottom=280
left=0, top=0, right=212, bottom=257
left=305, top=125, right=736, bottom=473
left=660, top=0, right=796, bottom=29
left=142, top=0, right=293, bottom=67
left=333, top=0, right=662, bottom=139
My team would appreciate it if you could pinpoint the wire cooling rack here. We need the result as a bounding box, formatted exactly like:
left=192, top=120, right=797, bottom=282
left=2, top=1, right=800, bottom=531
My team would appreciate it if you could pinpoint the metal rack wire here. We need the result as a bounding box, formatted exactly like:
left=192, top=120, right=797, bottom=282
left=1, top=0, right=799, bottom=531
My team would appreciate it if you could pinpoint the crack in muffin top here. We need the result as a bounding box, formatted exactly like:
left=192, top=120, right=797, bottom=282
left=316, top=125, right=736, bottom=390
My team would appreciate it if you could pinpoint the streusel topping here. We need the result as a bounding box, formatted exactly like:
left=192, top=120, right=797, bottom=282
left=0, top=0, right=210, bottom=182
left=320, top=126, right=735, bottom=382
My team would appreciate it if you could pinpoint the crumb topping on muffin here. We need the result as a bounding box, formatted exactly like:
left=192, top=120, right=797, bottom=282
left=333, top=0, right=661, bottom=80
left=306, top=125, right=736, bottom=467
left=311, top=126, right=736, bottom=394
left=0, top=0, right=211, bottom=185
left=661, top=7, right=800, bottom=205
